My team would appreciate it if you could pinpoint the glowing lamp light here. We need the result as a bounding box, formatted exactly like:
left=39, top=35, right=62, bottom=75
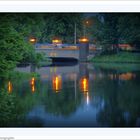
left=29, top=37, right=36, bottom=43
left=52, top=39, right=62, bottom=44
left=86, top=21, right=89, bottom=24
left=79, top=37, right=89, bottom=43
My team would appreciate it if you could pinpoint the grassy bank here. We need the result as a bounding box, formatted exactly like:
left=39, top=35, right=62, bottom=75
left=93, top=63, right=140, bottom=72
left=0, top=71, right=40, bottom=80
left=91, top=52, right=140, bottom=63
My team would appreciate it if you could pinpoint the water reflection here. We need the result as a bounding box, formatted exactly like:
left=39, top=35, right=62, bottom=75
left=80, top=77, right=90, bottom=105
left=79, top=63, right=90, bottom=105
left=8, top=81, right=12, bottom=93
left=119, top=73, right=136, bottom=81
left=50, top=67, right=57, bottom=73
left=80, top=77, right=89, bottom=93
left=1, top=63, right=140, bottom=127
left=30, top=77, right=35, bottom=93
left=52, top=75, right=62, bottom=93
left=109, top=72, right=136, bottom=81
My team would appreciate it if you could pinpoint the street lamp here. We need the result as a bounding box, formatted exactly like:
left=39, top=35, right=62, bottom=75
left=52, top=39, right=62, bottom=44
left=52, top=38, right=62, bottom=48
left=74, top=20, right=90, bottom=45
left=83, top=20, right=89, bottom=37
left=79, top=37, right=89, bottom=43
left=29, top=37, right=37, bottom=44
left=74, top=23, right=77, bottom=45
left=83, top=19, right=91, bottom=37
left=86, top=20, right=89, bottom=25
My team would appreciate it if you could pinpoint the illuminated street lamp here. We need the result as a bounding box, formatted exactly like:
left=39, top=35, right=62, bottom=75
left=83, top=20, right=89, bottom=37
left=83, top=19, right=93, bottom=38
left=85, top=20, right=89, bottom=25
left=52, top=38, right=62, bottom=48
left=74, top=23, right=77, bottom=45
left=29, top=37, right=37, bottom=44
left=79, top=37, right=89, bottom=43
left=52, top=38, right=62, bottom=44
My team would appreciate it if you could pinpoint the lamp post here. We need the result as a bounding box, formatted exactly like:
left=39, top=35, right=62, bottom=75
left=74, top=23, right=77, bottom=45
left=83, top=20, right=89, bottom=37
left=74, top=20, right=90, bottom=45
left=29, top=37, right=37, bottom=73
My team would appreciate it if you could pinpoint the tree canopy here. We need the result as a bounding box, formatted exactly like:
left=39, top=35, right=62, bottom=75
left=0, top=13, right=140, bottom=75
left=87, top=14, right=140, bottom=49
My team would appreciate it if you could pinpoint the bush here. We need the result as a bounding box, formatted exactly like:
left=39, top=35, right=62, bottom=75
left=0, top=89, right=17, bottom=126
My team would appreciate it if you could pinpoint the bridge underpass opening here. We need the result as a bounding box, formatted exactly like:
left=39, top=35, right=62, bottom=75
left=50, top=57, right=78, bottom=66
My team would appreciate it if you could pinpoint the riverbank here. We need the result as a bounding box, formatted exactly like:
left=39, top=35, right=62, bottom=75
left=93, top=63, right=140, bottom=72
left=91, top=52, right=140, bottom=63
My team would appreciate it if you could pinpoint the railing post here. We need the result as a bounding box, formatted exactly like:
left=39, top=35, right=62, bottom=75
left=79, top=37, right=89, bottom=62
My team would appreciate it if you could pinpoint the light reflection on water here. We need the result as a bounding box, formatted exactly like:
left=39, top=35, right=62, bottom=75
left=8, top=81, right=12, bottom=93
left=30, top=77, right=35, bottom=93
left=52, top=75, right=62, bottom=93
left=109, top=72, right=136, bottom=81
left=2, top=63, right=140, bottom=127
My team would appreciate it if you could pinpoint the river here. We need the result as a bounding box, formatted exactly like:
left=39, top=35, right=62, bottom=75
left=0, top=63, right=140, bottom=127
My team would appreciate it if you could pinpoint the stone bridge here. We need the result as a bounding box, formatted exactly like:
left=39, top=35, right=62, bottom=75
left=35, top=48, right=96, bottom=62
left=36, top=48, right=79, bottom=59
left=36, top=48, right=80, bottom=63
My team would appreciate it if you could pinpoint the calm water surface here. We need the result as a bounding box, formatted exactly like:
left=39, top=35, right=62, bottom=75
left=1, top=63, right=140, bottom=127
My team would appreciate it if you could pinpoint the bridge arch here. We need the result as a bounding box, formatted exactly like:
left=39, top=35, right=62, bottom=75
left=49, top=57, right=78, bottom=64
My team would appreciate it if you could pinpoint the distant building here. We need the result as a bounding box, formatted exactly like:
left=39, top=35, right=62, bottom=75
left=118, top=44, right=140, bottom=51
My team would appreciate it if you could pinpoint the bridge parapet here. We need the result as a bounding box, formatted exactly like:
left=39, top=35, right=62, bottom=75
left=36, top=48, right=79, bottom=59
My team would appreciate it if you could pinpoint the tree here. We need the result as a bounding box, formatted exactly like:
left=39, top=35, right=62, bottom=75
left=0, top=14, right=46, bottom=75
left=0, top=15, right=31, bottom=76
left=41, top=13, right=83, bottom=43
left=89, top=13, right=140, bottom=53
left=88, top=14, right=122, bottom=53
left=118, top=14, right=140, bottom=50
